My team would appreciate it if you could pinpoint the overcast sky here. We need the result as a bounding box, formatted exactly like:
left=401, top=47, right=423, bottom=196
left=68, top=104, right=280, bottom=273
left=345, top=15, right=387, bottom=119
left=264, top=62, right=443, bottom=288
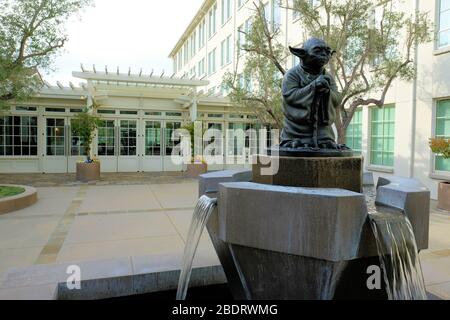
left=44, top=0, right=204, bottom=85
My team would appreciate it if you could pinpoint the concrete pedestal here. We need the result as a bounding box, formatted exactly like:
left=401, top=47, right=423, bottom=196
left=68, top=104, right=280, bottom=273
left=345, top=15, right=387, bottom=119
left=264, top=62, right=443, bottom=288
left=253, top=155, right=363, bottom=193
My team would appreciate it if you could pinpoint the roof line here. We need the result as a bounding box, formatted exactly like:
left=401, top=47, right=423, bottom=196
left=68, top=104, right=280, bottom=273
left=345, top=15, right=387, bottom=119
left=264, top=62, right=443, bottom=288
left=168, top=0, right=213, bottom=58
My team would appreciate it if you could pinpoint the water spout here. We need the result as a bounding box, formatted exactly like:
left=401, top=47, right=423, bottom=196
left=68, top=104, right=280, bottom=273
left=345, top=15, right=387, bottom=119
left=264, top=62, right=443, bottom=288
left=368, top=209, right=427, bottom=300
left=176, top=195, right=218, bottom=300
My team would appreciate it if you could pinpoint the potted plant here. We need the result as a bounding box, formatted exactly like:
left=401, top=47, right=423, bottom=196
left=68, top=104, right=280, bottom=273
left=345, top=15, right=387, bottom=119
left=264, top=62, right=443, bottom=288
left=183, top=122, right=208, bottom=178
left=429, top=138, right=450, bottom=211
left=72, top=108, right=103, bottom=182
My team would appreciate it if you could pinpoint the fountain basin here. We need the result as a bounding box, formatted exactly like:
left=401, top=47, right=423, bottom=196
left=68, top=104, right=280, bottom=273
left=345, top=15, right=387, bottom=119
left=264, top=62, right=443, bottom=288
left=200, top=171, right=430, bottom=300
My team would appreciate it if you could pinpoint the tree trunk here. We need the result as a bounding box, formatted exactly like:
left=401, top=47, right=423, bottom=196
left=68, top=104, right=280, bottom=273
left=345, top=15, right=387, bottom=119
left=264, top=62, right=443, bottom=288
left=336, top=124, right=346, bottom=145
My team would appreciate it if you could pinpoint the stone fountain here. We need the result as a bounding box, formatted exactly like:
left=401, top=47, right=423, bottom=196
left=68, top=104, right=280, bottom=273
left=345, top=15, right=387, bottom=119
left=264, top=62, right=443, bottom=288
left=179, top=38, right=430, bottom=300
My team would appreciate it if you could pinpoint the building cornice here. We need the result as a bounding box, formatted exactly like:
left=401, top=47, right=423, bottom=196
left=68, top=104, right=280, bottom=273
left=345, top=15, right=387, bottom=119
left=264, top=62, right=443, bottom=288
left=168, top=0, right=214, bottom=58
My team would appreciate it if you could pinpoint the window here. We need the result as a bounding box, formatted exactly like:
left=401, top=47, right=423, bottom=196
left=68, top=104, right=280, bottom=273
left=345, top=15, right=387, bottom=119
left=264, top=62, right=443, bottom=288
left=70, top=119, right=87, bottom=156
left=198, top=58, right=206, bottom=76
left=221, top=0, right=232, bottom=25
left=221, top=35, right=232, bottom=66
left=97, top=109, right=115, bottom=115
left=120, top=120, right=137, bottom=156
left=16, top=106, right=37, bottom=112
left=191, top=31, right=197, bottom=57
left=438, top=0, right=450, bottom=48
left=46, top=118, right=65, bottom=156
left=370, top=105, right=395, bottom=167
left=0, top=116, right=38, bottom=156
left=238, top=0, right=247, bottom=8
left=46, top=108, right=65, bottom=113
left=166, top=112, right=183, bottom=117
left=208, top=48, right=217, bottom=75
left=165, top=122, right=182, bottom=156
left=178, top=51, right=183, bottom=70
left=263, top=2, right=270, bottom=21
left=184, top=42, right=189, bottom=64
left=272, top=0, right=281, bottom=26
left=345, top=109, right=363, bottom=155
left=145, top=121, right=162, bottom=156
left=145, top=112, right=162, bottom=116
left=199, top=20, right=206, bottom=49
left=208, top=3, right=217, bottom=38
left=98, top=120, right=115, bottom=156
left=120, top=110, right=138, bottom=115
left=435, top=99, right=450, bottom=171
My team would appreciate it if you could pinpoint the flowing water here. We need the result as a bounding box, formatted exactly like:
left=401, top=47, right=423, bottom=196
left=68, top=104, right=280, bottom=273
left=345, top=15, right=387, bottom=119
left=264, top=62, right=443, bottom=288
left=365, top=188, right=427, bottom=300
left=176, top=195, right=218, bottom=301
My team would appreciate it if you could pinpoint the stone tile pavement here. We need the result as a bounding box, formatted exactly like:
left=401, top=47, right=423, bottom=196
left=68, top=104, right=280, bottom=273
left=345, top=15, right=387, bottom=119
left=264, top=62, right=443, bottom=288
left=0, top=173, right=448, bottom=299
left=0, top=178, right=219, bottom=299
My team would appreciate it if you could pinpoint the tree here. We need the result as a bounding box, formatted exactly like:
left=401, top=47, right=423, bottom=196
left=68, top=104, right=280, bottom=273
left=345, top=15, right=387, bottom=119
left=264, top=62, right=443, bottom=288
left=71, top=108, right=103, bottom=162
left=0, top=0, right=93, bottom=112
left=224, top=0, right=431, bottom=143
left=223, top=1, right=287, bottom=129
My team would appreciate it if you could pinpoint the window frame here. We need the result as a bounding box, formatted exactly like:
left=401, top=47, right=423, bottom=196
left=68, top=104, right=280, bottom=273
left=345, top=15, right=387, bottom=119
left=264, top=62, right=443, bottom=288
left=437, top=0, right=450, bottom=49
left=368, top=104, right=396, bottom=169
left=0, top=115, right=39, bottom=158
left=432, top=98, right=450, bottom=174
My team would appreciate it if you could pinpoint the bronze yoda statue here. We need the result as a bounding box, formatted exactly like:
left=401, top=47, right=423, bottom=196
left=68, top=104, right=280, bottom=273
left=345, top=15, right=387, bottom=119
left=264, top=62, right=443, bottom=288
left=278, top=38, right=351, bottom=156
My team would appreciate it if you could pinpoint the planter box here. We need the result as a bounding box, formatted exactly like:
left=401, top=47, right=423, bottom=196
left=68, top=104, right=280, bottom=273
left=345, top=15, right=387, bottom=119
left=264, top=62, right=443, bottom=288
left=438, top=181, right=450, bottom=211
left=185, top=163, right=208, bottom=178
left=76, top=162, right=100, bottom=182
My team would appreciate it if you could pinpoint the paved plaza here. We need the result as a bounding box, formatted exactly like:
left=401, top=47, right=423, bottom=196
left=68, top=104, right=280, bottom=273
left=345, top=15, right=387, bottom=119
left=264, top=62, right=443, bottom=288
left=0, top=173, right=449, bottom=299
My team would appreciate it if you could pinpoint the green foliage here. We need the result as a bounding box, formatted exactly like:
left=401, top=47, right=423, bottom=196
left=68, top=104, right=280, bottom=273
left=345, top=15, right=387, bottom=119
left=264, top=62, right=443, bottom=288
left=0, top=0, right=94, bottom=111
left=0, top=186, right=25, bottom=198
left=430, top=138, right=450, bottom=159
left=223, top=0, right=432, bottom=142
left=71, top=108, right=103, bottom=161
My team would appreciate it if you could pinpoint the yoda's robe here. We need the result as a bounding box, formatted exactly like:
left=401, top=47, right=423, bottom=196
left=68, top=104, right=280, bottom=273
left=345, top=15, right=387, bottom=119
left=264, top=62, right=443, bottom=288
left=280, top=65, right=341, bottom=147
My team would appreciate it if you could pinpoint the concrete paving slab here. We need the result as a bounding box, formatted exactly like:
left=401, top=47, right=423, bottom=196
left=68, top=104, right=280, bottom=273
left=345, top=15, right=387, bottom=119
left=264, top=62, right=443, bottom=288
left=36, top=187, right=79, bottom=199
left=64, top=212, right=178, bottom=244
left=0, top=217, right=59, bottom=250
left=150, top=183, right=198, bottom=209
left=0, top=197, right=73, bottom=218
left=0, top=247, right=42, bottom=277
left=57, top=235, right=185, bottom=264
left=0, top=284, right=57, bottom=300
left=78, top=185, right=161, bottom=213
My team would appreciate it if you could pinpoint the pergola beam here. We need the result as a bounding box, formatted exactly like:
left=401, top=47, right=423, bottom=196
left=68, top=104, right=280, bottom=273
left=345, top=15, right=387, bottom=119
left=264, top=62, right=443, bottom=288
left=73, top=71, right=209, bottom=87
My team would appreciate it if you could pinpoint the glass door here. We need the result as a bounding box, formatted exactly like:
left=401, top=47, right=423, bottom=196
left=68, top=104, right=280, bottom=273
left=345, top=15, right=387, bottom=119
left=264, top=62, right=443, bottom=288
left=43, top=117, right=68, bottom=173
left=163, top=121, right=183, bottom=171
left=142, top=120, right=163, bottom=172
left=97, top=119, right=117, bottom=172
left=118, top=119, right=139, bottom=172
left=204, top=122, right=224, bottom=170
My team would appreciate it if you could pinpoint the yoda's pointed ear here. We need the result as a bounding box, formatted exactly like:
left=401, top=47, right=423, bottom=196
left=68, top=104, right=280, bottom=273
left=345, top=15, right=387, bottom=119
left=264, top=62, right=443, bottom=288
left=289, top=46, right=307, bottom=59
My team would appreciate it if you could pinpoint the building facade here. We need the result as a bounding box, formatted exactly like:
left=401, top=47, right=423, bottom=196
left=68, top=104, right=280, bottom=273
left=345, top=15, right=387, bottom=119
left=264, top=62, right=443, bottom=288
left=0, top=69, right=265, bottom=174
left=169, top=0, right=450, bottom=199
